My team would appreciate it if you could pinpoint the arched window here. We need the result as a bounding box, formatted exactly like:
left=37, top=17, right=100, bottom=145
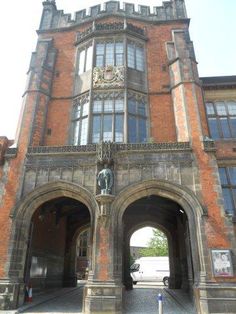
left=77, top=228, right=90, bottom=257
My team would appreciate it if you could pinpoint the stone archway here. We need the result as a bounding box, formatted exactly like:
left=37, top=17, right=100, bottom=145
left=112, top=179, right=207, bottom=306
left=7, top=181, right=98, bottom=307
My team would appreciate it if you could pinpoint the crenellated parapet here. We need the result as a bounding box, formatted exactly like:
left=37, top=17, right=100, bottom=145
left=39, top=0, right=187, bottom=31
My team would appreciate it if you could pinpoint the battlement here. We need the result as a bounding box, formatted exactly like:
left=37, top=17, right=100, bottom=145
left=39, top=0, right=187, bottom=31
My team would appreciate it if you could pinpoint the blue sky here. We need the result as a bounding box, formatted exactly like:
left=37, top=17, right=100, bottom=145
left=0, top=0, right=235, bottom=139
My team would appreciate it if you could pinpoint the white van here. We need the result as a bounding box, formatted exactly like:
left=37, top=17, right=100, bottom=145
left=130, top=256, right=170, bottom=286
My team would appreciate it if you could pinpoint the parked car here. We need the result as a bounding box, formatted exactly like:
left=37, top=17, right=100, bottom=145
left=130, top=256, right=170, bottom=286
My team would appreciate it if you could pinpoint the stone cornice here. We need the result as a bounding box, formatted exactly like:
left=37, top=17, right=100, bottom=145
left=27, top=142, right=191, bottom=156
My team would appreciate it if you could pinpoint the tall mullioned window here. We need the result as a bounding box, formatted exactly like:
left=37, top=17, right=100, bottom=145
left=77, top=44, right=93, bottom=74
left=127, top=41, right=145, bottom=71
left=206, top=101, right=236, bottom=139
left=92, top=92, right=124, bottom=143
left=95, top=41, right=124, bottom=67
left=219, top=167, right=236, bottom=215
left=72, top=95, right=89, bottom=145
left=128, top=94, right=147, bottom=143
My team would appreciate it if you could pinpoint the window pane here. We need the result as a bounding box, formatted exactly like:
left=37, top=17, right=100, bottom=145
left=74, top=104, right=81, bottom=119
left=116, top=54, right=123, bottom=66
left=216, top=102, right=226, bottom=115
left=92, top=116, right=101, bottom=143
left=78, top=49, right=85, bottom=74
left=115, top=99, right=124, bottom=112
left=128, top=99, right=136, bottom=114
left=208, top=118, right=220, bottom=139
left=96, top=55, right=103, bottom=67
left=139, top=118, right=147, bottom=142
left=115, top=115, right=124, bottom=142
left=96, top=43, right=104, bottom=54
left=222, top=188, right=234, bottom=214
left=206, top=103, right=215, bottom=115
left=93, top=100, right=102, bottom=113
left=136, top=47, right=144, bottom=71
left=219, top=168, right=228, bottom=185
left=115, top=42, right=123, bottom=53
left=85, top=45, right=93, bottom=71
left=105, top=43, right=114, bottom=66
left=82, top=102, right=89, bottom=117
left=228, top=101, right=236, bottom=115
left=220, top=118, right=231, bottom=138
left=80, top=118, right=88, bottom=145
left=138, top=102, right=146, bottom=116
left=115, top=42, right=124, bottom=66
left=128, top=115, right=137, bottom=143
left=104, top=100, right=113, bottom=112
left=103, top=115, right=112, bottom=141
left=229, top=117, right=236, bottom=137
left=228, top=167, right=236, bottom=185
left=73, top=121, right=80, bottom=145
left=128, top=44, right=135, bottom=68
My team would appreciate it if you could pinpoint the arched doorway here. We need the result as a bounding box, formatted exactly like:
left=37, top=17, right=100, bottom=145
left=112, top=180, right=206, bottom=310
left=8, top=181, right=97, bottom=307
left=122, top=196, right=192, bottom=291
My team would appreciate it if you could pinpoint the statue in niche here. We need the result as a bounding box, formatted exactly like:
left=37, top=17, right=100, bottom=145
left=97, top=164, right=113, bottom=194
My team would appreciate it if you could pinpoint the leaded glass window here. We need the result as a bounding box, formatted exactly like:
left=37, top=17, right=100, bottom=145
left=206, top=101, right=236, bottom=139
left=95, top=41, right=124, bottom=67
left=92, top=92, right=124, bottom=143
left=127, top=41, right=145, bottom=71
left=72, top=95, right=89, bottom=145
left=219, top=167, right=236, bottom=215
left=128, top=94, right=147, bottom=143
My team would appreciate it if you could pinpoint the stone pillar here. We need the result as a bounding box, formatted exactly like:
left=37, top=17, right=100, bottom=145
left=166, top=29, right=203, bottom=142
left=83, top=194, right=123, bottom=314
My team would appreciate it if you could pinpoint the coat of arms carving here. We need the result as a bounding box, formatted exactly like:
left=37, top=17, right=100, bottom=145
left=93, top=65, right=125, bottom=88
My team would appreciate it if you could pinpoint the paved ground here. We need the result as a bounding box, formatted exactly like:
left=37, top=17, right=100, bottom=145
left=17, top=283, right=196, bottom=314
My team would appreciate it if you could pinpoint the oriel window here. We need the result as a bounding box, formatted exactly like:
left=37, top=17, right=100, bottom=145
left=95, top=41, right=124, bottom=67
left=92, top=92, right=124, bottom=143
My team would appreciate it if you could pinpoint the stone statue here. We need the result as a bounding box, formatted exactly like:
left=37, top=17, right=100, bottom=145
left=97, top=164, right=113, bottom=194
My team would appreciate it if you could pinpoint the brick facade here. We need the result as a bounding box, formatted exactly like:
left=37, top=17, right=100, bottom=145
left=0, top=1, right=236, bottom=313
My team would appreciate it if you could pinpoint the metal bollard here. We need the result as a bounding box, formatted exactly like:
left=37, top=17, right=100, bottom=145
left=158, top=293, right=163, bottom=314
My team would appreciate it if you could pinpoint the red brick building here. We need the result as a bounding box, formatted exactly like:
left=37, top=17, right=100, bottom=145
left=0, top=0, right=236, bottom=313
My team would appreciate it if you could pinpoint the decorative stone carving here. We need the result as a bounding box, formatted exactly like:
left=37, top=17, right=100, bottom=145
left=203, top=136, right=216, bottom=152
left=93, top=65, right=124, bottom=89
left=96, top=141, right=116, bottom=165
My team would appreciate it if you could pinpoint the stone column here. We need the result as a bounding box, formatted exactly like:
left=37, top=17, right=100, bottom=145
left=83, top=194, right=123, bottom=314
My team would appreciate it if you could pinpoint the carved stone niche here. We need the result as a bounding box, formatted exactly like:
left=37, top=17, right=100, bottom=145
left=93, top=65, right=125, bottom=89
